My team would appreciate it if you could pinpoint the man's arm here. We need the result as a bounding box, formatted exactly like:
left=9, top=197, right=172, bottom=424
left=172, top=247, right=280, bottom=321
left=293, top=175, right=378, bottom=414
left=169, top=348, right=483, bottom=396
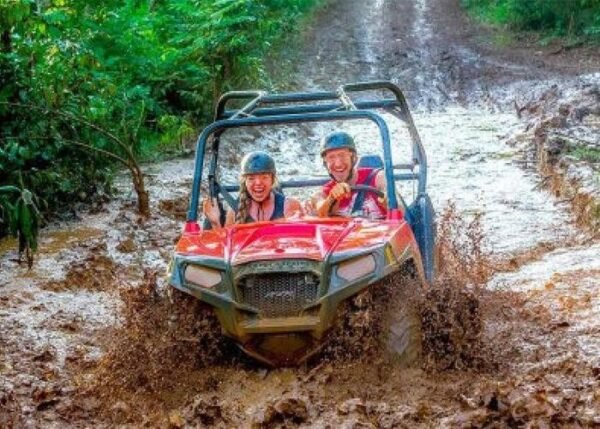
left=315, top=194, right=336, bottom=217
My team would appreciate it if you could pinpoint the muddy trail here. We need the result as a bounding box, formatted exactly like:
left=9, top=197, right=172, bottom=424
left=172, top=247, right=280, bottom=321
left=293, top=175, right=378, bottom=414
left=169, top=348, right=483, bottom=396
left=1, top=0, right=600, bottom=427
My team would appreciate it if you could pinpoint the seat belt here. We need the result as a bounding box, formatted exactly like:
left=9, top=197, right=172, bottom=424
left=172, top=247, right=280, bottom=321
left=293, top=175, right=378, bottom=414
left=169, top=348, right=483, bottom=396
left=350, top=169, right=381, bottom=216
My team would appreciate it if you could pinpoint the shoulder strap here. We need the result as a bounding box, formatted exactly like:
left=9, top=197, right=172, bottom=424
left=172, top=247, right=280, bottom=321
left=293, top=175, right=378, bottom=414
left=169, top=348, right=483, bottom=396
left=270, top=192, right=286, bottom=220
left=351, top=169, right=381, bottom=215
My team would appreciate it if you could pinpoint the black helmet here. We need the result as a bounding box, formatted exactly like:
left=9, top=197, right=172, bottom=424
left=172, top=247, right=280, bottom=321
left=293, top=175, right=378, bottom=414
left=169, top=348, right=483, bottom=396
left=240, top=151, right=276, bottom=175
left=320, top=131, right=356, bottom=157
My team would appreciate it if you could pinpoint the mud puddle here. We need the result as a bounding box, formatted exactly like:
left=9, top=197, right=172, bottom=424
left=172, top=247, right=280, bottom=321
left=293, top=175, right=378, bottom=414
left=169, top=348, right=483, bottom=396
left=0, top=167, right=188, bottom=427
left=1, top=126, right=596, bottom=427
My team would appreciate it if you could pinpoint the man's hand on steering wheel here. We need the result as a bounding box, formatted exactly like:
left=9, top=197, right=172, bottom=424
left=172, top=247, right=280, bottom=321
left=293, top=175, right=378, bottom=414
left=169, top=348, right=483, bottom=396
left=328, top=182, right=351, bottom=201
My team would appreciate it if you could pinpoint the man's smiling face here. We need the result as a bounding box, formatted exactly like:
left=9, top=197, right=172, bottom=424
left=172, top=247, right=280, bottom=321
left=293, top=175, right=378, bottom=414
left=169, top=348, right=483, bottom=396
left=323, top=148, right=355, bottom=182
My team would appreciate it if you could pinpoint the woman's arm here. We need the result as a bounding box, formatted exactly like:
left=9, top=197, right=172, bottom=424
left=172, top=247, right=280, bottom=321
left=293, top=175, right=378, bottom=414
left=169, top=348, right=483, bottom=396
left=224, top=209, right=235, bottom=226
left=284, top=197, right=304, bottom=218
left=202, top=198, right=235, bottom=229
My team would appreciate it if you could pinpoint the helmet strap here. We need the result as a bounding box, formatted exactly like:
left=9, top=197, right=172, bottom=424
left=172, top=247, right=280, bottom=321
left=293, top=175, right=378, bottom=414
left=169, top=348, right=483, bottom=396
left=345, top=169, right=354, bottom=182
left=346, top=153, right=357, bottom=182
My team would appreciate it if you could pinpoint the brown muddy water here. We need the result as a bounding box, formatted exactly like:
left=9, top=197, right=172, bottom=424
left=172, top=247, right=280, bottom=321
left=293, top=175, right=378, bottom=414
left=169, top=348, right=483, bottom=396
left=2, top=0, right=600, bottom=426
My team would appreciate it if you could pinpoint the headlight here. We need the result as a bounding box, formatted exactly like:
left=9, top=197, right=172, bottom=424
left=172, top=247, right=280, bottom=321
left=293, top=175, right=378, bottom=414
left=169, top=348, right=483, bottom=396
left=184, top=265, right=222, bottom=289
left=336, top=254, right=376, bottom=282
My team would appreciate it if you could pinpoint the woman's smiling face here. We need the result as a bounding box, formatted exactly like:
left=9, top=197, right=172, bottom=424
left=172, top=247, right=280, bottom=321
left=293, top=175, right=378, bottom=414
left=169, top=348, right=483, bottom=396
left=244, top=173, right=274, bottom=202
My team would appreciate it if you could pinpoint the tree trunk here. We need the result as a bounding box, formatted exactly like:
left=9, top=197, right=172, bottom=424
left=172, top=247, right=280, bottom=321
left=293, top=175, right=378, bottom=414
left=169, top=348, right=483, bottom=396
left=223, top=54, right=232, bottom=82
left=138, top=187, right=150, bottom=218
left=213, top=63, right=223, bottom=108
left=131, top=165, right=150, bottom=218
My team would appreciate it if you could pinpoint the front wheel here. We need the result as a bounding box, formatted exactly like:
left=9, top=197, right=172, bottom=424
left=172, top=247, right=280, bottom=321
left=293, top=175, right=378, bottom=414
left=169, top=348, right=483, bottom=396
left=386, top=299, right=422, bottom=367
left=322, top=268, right=423, bottom=366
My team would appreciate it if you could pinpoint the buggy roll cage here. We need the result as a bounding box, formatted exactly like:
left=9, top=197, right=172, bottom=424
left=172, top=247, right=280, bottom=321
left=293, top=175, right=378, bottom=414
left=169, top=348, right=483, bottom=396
left=187, top=81, right=428, bottom=223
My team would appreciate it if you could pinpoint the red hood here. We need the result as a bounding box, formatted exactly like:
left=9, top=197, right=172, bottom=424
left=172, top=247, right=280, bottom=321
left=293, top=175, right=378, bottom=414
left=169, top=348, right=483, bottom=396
left=176, top=218, right=410, bottom=264
left=229, top=221, right=349, bottom=264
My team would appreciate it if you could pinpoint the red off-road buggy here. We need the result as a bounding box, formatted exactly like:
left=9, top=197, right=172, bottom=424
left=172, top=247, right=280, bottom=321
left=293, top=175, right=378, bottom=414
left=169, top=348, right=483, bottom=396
left=168, top=81, right=435, bottom=366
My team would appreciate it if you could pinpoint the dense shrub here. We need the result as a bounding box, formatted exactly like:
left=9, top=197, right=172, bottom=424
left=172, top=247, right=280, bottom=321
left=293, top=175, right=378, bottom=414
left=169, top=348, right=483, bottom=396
left=0, top=0, right=321, bottom=240
left=461, top=0, right=600, bottom=38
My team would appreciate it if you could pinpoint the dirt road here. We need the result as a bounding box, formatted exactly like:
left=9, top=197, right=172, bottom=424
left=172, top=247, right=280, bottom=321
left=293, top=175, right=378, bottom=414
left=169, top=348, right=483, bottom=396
left=1, top=0, right=599, bottom=427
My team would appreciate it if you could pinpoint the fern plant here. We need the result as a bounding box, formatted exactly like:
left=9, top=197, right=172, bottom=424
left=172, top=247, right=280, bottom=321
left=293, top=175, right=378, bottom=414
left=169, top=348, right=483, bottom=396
left=0, top=181, right=43, bottom=268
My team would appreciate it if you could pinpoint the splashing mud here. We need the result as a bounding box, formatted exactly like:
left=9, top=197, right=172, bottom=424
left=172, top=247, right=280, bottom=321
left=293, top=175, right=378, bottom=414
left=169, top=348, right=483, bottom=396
left=56, top=203, right=575, bottom=428
left=318, top=269, right=422, bottom=366
left=76, top=272, right=231, bottom=424
left=417, top=204, right=490, bottom=371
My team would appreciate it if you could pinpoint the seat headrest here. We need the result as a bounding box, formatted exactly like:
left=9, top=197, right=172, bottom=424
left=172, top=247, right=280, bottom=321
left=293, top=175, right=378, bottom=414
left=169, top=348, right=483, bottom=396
left=357, top=154, right=384, bottom=169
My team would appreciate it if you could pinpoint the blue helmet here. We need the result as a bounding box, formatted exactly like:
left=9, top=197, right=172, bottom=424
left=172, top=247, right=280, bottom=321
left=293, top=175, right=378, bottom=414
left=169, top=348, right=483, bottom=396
left=320, top=131, right=357, bottom=157
left=240, top=151, right=276, bottom=175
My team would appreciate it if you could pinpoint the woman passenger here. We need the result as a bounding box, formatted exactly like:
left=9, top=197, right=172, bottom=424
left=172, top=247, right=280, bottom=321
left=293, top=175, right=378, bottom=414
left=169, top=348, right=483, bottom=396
left=203, top=151, right=302, bottom=228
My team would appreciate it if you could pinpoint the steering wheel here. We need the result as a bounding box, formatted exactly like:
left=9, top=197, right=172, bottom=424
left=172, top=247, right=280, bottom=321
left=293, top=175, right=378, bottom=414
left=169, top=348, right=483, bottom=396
left=327, top=184, right=385, bottom=217
left=349, top=184, right=385, bottom=198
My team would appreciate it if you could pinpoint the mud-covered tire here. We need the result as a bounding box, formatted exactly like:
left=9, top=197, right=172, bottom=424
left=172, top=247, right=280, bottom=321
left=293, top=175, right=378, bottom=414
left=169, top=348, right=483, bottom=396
left=386, top=302, right=422, bottom=367
left=322, top=268, right=423, bottom=365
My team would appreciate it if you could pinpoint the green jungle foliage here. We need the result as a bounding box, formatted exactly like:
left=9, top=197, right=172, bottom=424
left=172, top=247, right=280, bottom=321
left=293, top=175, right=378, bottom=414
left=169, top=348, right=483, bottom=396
left=461, top=0, right=600, bottom=39
left=0, top=0, right=321, bottom=249
left=0, top=180, right=43, bottom=268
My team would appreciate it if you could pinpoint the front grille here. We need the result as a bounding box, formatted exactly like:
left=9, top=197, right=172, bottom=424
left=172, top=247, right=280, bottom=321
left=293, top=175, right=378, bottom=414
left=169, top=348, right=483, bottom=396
left=238, top=272, right=319, bottom=317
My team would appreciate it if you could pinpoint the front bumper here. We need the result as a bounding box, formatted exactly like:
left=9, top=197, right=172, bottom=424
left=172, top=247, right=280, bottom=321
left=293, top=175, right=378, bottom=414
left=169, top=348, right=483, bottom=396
left=168, top=246, right=409, bottom=365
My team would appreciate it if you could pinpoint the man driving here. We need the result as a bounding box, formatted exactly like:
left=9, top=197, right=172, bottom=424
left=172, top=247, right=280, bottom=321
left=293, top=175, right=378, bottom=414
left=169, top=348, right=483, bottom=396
left=314, top=131, right=387, bottom=219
